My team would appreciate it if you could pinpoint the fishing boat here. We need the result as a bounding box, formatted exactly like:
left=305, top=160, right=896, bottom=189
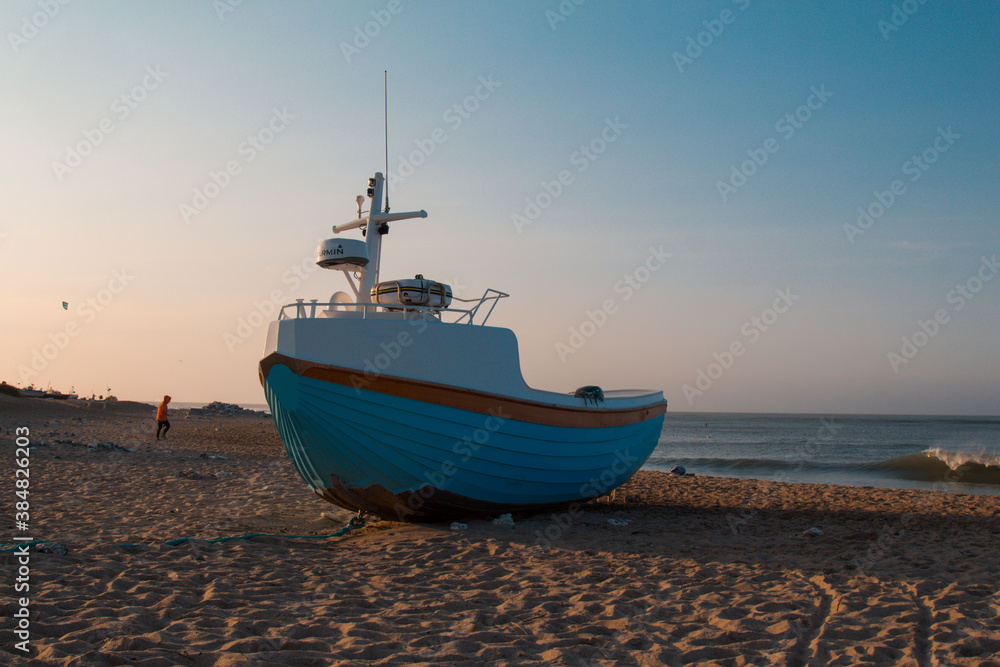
left=259, top=172, right=666, bottom=522
left=43, top=386, right=74, bottom=400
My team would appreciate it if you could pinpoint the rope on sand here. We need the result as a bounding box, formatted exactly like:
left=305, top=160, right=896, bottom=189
left=1, top=517, right=366, bottom=553
left=0, top=540, right=51, bottom=553
left=126, top=516, right=366, bottom=548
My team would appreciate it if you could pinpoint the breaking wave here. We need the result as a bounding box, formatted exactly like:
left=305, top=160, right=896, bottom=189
left=649, top=449, right=1000, bottom=487
left=865, top=449, right=1000, bottom=486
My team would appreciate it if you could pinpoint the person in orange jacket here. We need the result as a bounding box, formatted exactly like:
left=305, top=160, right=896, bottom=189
left=156, top=395, right=171, bottom=439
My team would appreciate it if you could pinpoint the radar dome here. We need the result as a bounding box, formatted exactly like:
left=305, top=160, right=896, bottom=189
left=316, top=238, right=369, bottom=272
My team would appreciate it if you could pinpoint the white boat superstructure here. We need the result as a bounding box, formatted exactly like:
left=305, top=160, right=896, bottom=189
left=259, top=172, right=666, bottom=521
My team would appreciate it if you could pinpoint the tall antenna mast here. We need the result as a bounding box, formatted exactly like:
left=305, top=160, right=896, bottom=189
left=383, top=70, right=389, bottom=213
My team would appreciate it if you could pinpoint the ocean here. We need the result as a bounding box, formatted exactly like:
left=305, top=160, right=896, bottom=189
left=648, top=412, right=1000, bottom=496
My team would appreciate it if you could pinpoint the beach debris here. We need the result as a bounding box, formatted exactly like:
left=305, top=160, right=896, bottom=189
left=321, top=512, right=346, bottom=523
left=188, top=401, right=268, bottom=417
left=450, top=522, right=468, bottom=531
left=86, top=442, right=133, bottom=453
left=800, top=527, right=824, bottom=538
left=492, top=513, right=515, bottom=527
left=669, top=465, right=686, bottom=476
left=607, top=518, right=630, bottom=527
left=34, top=542, right=69, bottom=556
left=178, top=469, right=217, bottom=481
left=199, top=453, right=227, bottom=460
left=49, top=434, right=135, bottom=452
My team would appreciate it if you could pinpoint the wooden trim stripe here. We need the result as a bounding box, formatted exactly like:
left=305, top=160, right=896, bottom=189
left=259, top=352, right=665, bottom=429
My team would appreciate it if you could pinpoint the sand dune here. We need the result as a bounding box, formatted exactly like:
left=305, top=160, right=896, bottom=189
left=2, top=396, right=998, bottom=665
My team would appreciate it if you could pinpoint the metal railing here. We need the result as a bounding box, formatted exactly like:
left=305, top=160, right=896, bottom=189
left=277, top=288, right=509, bottom=326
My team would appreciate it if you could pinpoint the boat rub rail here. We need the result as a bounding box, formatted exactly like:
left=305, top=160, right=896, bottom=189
left=259, top=352, right=665, bottom=429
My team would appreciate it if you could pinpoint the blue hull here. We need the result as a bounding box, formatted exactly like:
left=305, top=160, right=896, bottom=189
left=262, top=361, right=665, bottom=522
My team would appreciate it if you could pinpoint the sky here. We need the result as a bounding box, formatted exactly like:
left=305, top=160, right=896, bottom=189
left=1, top=1, right=997, bottom=415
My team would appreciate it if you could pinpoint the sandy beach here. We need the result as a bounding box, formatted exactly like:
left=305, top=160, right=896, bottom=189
left=2, top=395, right=998, bottom=666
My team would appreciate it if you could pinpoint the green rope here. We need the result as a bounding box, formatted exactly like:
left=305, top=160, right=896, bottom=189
left=2, top=518, right=364, bottom=553
left=0, top=540, right=49, bottom=553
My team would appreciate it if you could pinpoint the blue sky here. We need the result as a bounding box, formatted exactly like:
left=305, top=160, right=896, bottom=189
left=1, top=1, right=997, bottom=414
